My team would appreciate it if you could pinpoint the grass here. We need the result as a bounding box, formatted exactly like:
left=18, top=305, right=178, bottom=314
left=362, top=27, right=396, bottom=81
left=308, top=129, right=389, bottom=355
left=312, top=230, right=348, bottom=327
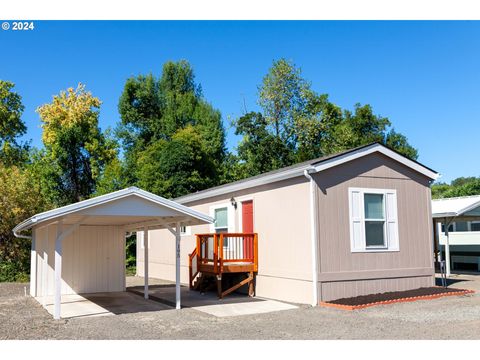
left=126, top=266, right=136, bottom=276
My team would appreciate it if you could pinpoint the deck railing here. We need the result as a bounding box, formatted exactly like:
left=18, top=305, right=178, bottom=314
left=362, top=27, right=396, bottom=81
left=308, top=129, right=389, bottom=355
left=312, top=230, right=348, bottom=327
left=189, top=233, right=258, bottom=288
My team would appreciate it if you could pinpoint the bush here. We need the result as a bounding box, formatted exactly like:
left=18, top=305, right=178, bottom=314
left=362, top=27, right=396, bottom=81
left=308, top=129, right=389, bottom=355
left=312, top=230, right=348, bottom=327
left=0, top=261, right=29, bottom=282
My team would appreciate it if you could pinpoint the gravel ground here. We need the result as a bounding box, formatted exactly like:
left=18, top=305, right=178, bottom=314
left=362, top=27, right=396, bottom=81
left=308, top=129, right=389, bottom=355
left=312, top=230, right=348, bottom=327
left=1, top=275, right=480, bottom=340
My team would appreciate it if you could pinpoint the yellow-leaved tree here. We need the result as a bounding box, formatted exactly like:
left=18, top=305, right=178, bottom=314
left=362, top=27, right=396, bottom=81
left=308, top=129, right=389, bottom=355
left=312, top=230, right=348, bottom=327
left=36, top=84, right=117, bottom=204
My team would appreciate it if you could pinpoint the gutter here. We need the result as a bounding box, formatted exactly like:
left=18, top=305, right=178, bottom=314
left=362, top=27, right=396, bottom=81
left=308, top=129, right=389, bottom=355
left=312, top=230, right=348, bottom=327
left=13, top=229, right=32, bottom=240
left=304, top=168, right=319, bottom=306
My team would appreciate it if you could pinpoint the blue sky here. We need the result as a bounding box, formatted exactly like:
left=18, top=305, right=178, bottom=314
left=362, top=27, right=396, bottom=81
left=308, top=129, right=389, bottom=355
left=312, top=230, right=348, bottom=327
left=1, top=21, right=479, bottom=183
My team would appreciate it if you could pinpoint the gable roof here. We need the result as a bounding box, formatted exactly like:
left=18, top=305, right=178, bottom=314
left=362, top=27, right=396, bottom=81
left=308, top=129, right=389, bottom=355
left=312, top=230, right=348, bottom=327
left=13, top=186, right=213, bottom=235
left=176, top=143, right=438, bottom=204
left=432, top=195, right=480, bottom=218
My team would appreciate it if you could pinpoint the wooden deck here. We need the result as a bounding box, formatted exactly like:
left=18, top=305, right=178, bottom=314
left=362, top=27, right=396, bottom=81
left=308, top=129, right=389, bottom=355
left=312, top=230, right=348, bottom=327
left=188, top=233, right=258, bottom=298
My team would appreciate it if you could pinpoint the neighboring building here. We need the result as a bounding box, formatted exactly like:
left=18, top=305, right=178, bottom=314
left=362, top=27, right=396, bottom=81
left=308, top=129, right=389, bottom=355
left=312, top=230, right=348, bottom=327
left=138, top=143, right=439, bottom=304
left=432, top=195, right=480, bottom=274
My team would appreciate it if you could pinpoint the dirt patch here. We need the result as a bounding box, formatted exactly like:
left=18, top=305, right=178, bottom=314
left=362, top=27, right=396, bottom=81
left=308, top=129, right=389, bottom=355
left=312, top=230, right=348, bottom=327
left=2, top=277, right=480, bottom=340
left=323, top=287, right=473, bottom=309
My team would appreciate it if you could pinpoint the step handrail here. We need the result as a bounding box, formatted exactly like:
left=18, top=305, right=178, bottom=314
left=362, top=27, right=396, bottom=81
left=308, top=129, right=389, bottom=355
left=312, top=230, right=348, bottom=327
left=188, top=247, right=199, bottom=289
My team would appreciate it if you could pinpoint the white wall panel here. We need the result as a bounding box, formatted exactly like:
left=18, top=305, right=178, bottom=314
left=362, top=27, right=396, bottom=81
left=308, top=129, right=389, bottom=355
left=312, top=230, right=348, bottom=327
left=34, top=224, right=125, bottom=296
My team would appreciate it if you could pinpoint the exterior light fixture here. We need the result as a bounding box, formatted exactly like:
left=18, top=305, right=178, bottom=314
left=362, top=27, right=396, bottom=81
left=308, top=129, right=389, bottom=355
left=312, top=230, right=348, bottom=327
left=230, top=197, right=237, bottom=209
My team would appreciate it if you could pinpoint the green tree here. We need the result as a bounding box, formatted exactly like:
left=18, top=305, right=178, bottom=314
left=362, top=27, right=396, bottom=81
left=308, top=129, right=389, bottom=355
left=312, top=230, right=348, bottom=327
left=432, top=177, right=480, bottom=199
left=235, top=112, right=293, bottom=177
left=0, top=164, right=51, bottom=281
left=0, top=80, right=29, bottom=166
left=118, top=60, right=225, bottom=195
left=234, top=58, right=419, bottom=177
left=258, top=58, right=309, bottom=149
left=36, top=84, right=117, bottom=204
left=136, top=126, right=216, bottom=198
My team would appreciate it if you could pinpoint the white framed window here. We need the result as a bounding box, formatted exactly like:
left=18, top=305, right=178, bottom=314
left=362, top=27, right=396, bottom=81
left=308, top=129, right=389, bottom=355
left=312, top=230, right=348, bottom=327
left=180, top=226, right=191, bottom=236
left=471, top=221, right=480, bottom=232
left=348, top=187, right=399, bottom=252
left=209, top=203, right=235, bottom=248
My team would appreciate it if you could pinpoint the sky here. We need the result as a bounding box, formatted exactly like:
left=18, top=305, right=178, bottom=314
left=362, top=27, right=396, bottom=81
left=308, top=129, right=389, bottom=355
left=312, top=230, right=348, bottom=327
left=1, top=20, right=479, bottom=183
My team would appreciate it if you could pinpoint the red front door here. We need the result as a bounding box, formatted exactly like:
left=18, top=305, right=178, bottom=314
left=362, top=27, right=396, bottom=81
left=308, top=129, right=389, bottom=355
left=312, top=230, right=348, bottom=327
left=242, top=200, right=254, bottom=258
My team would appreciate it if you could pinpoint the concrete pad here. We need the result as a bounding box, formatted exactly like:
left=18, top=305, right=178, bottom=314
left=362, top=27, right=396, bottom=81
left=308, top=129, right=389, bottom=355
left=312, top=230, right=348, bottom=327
left=191, top=299, right=298, bottom=317
left=128, top=283, right=297, bottom=317
left=37, top=294, right=113, bottom=318
left=36, top=291, right=171, bottom=319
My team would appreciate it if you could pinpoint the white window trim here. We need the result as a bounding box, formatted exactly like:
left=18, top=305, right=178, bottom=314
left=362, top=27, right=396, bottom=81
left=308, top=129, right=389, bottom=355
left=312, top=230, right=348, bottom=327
left=180, top=225, right=191, bottom=236
left=209, top=202, right=236, bottom=234
left=348, top=187, right=400, bottom=253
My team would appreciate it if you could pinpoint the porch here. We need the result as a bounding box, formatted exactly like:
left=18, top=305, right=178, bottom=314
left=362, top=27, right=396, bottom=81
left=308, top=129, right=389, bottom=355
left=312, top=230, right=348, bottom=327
left=189, top=233, right=258, bottom=298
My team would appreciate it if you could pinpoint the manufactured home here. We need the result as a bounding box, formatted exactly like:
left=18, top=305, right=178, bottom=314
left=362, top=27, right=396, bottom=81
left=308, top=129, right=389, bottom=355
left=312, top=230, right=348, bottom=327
left=14, top=142, right=439, bottom=319
left=432, top=195, right=480, bottom=275
left=138, top=143, right=439, bottom=304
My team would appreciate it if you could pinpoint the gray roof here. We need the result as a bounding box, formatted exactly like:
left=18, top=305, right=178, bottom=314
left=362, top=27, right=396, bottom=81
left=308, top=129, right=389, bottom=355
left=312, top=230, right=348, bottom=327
left=14, top=186, right=213, bottom=235
left=175, top=142, right=438, bottom=204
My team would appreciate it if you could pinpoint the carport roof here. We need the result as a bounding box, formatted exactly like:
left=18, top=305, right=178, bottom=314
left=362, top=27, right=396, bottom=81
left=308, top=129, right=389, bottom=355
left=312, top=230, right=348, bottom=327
left=432, top=195, right=480, bottom=218
left=13, top=186, right=213, bottom=235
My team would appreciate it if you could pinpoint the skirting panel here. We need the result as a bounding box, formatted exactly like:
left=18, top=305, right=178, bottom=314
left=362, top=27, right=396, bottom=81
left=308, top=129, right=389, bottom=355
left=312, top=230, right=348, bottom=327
left=320, top=275, right=435, bottom=302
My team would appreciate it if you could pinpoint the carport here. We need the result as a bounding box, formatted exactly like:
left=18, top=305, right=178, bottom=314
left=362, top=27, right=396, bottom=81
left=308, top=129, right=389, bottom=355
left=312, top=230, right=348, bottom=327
left=13, top=187, right=213, bottom=319
left=432, top=195, right=480, bottom=276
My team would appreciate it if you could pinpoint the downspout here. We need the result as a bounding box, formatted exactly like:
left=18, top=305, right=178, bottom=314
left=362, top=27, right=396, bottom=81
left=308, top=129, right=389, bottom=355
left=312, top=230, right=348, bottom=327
left=304, top=168, right=319, bottom=306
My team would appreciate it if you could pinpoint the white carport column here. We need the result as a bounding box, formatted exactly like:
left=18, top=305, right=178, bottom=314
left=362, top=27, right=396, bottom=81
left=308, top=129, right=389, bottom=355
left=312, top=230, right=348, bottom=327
left=444, top=217, right=451, bottom=277
left=175, top=222, right=181, bottom=309
left=144, top=226, right=149, bottom=299
left=54, top=221, right=63, bottom=320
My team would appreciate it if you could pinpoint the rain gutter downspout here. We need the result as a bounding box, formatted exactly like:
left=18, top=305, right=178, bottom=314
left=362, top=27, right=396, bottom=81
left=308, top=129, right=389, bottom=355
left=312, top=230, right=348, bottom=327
left=304, top=168, right=319, bottom=306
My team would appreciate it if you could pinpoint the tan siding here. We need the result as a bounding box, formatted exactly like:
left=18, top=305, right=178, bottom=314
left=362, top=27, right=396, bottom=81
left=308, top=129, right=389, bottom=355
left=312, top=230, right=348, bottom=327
left=313, top=152, right=434, bottom=301
left=138, top=177, right=313, bottom=303
left=34, top=224, right=125, bottom=296
left=138, top=152, right=434, bottom=304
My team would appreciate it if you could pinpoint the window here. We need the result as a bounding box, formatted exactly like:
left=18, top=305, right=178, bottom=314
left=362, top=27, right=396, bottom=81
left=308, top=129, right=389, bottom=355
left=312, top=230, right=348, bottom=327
left=214, top=207, right=228, bottom=233
left=364, top=193, right=386, bottom=248
left=211, top=204, right=233, bottom=248
left=471, top=222, right=480, bottom=232
left=180, top=226, right=191, bottom=236
left=440, top=221, right=480, bottom=233
left=349, top=188, right=399, bottom=252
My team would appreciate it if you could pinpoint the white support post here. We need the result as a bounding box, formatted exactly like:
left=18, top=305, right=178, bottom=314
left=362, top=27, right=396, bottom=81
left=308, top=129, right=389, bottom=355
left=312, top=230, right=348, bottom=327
left=144, top=226, right=149, bottom=299
left=54, top=221, right=63, bottom=320
left=444, top=218, right=451, bottom=277
left=30, top=231, right=37, bottom=297
left=42, top=248, right=48, bottom=308
left=175, top=222, right=181, bottom=310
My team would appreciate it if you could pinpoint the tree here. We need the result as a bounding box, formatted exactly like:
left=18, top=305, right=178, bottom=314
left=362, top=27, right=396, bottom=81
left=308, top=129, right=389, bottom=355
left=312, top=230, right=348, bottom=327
left=36, top=84, right=117, bottom=204
left=235, top=112, right=293, bottom=177
left=118, top=60, right=226, bottom=195
left=136, top=126, right=216, bottom=198
left=234, top=58, right=419, bottom=178
left=258, top=58, right=309, bottom=149
left=0, top=80, right=29, bottom=166
left=0, top=164, right=51, bottom=281
left=432, top=177, right=480, bottom=199
left=385, top=129, right=418, bottom=160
